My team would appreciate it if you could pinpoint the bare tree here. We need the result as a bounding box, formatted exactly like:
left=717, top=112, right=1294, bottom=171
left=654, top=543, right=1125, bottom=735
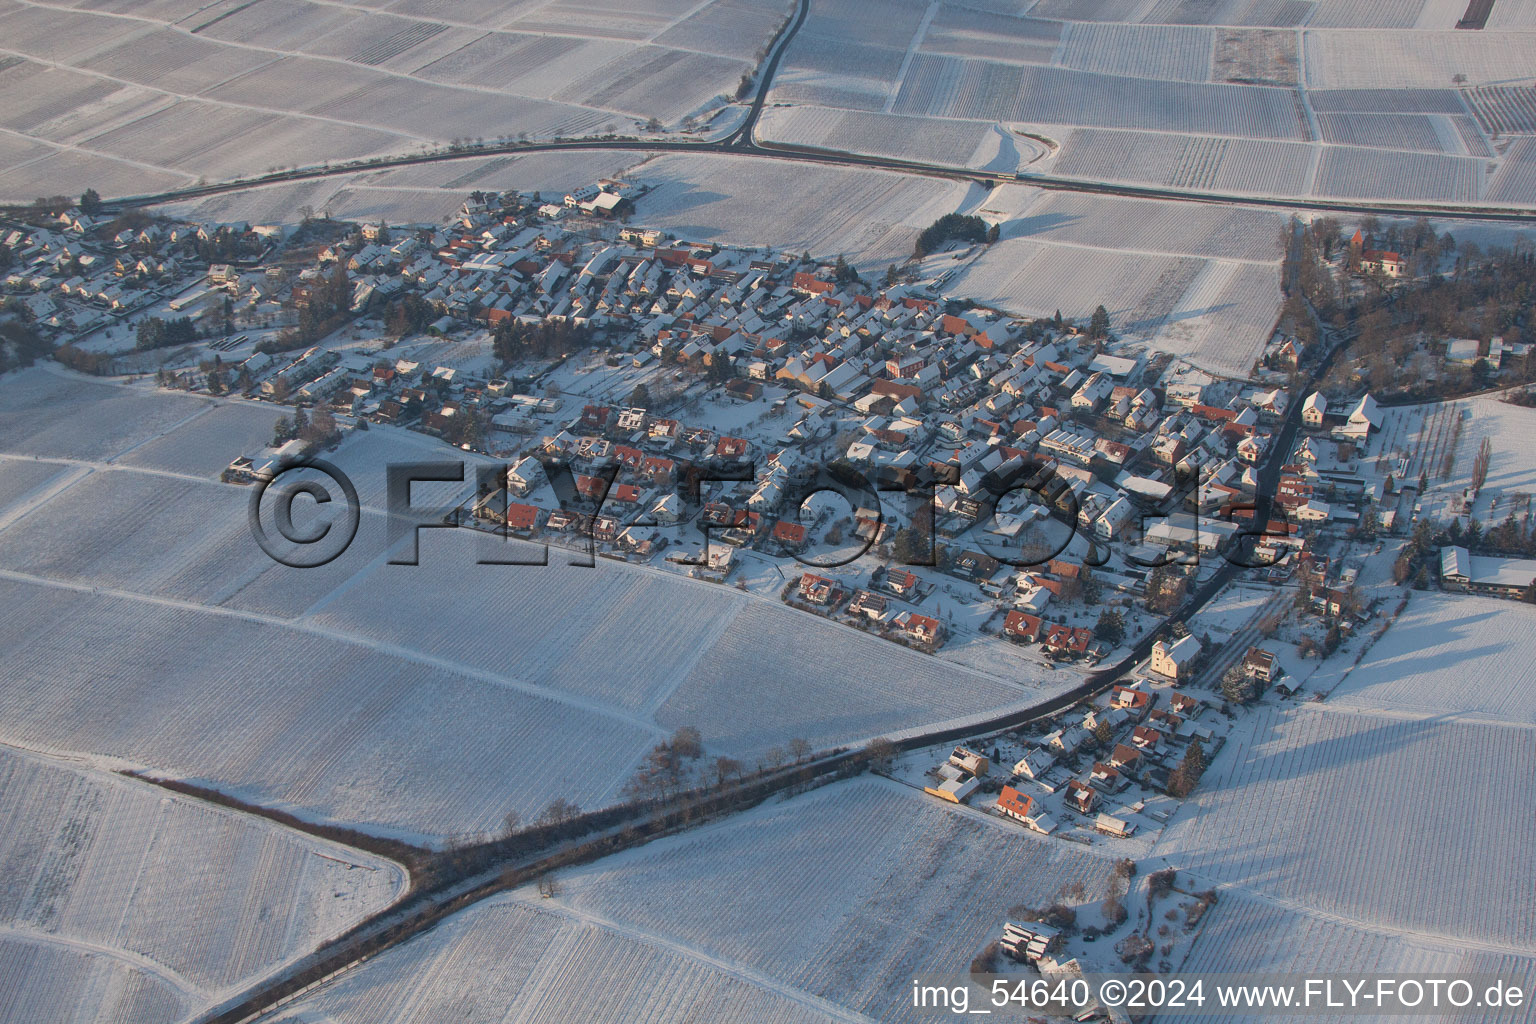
left=864, top=737, right=897, bottom=773
left=501, top=809, right=521, bottom=837
left=536, top=797, right=580, bottom=829
left=787, top=737, right=812, bottom=763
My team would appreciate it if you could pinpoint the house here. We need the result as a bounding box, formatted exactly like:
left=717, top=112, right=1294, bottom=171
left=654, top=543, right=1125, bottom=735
left=924, top=763, right=981, bottom=803
left=1012, top=748, right=1055, bottom=780
left=1110, top=684, right=1152, bottom=714
left=895, top=611, right=944, bottom=646
left=1302, top=392, right=1327, bottom=428
left=995, top=785, right=1056, bottom=834
left=1242, top=646, right=1278, bottom=682
left=797, top=573, right=839, bottom=605
left=1170, top=693, right=1204, bottom=717
left=848, top=589, right=888, bottom=621
left=1065, top=780, right=1097, bottom=814
left=1149, top=635, right=1202, bottom=682
left=1109, top=743, right=1141, bottom=770
left=949, top=746, right=989, bottom=776
left=771, top=520, right=807, bottom=550
left=885, top=568, right=920, bottom=596
left=1340, top=393, right=1380, bottom=440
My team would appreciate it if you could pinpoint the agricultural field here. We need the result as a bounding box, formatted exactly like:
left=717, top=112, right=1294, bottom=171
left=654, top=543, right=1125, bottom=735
left=1302, top=30, right=1536, bottom=90
left=755, top=106, right=1000, bottom=169
left=1154, top=704, right=1536, bottom=949
left=1149, top=259, right=1285, bottom=376
left=0, top=374, right=1054, bottom=842
left=1327, top=593, right=1536, bottom=726
left=1183, top=893, right=1536, bottom=1024
left=273, top=778, right=1119, bottom=1024
left=0, top=744, right=403, bottom=1023
left=628, top=154, right=976, bottom=270
left=947, top=238, right=1204, bottom=344
left=1313, top=145, right=1482, bottom=202
left=0, top=0, right=790, bottom=201
left=1051, top=127, right=1316, bottom=196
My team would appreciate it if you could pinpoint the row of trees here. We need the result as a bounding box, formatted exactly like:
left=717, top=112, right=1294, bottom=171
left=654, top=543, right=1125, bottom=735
left=135, top=316, right=200, bottom=352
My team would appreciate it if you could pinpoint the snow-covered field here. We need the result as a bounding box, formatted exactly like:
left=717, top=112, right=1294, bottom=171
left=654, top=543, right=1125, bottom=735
left=271, top=778, right=1118, bottom=1024
left=1184, top=892, right=1536, bottom=1023
left=1328, top=593, right=1536, bottom=726
left=0, top=743, right=403, bottom=1024
left=0, top=0, right=786, bottom=200
left=1155, top=704, right=1536, bottom=949
left=0, top=372, right=1056, bottom=841
left=629, top=154, right=976, bottom=270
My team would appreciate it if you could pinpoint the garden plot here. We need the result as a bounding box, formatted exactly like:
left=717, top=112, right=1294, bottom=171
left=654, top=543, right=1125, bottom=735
left=1053, top=127, right=1315, bottom=195
left=1055, top=22, right=1215, bottom=83
left=0, top=744, right=402, bottom=1020
left=1183, top=893, right=1536, bottom=1024
left=270, top=900, right=846, bottom=1024
left=1307, top=87, right=1466, bottom=114
left=1313, top=145, right=1482, bottom=202
left=194, top=0, right=362, bottom=50
left=1434, top=398, right=1536, bottom=503
left=631, top=154, right=973, bottom=270
left=1154, top=705, right=1536, bottom=950
left=1150, top=260, right=1283, bottom=376
left=0, top=576, right=658, bottom=842
left=1327, top=593, right=1536, bottom=726
left=156, top=176, right=345, bottom=226
left=946, top=237, right=1203, bottom=342
left=343, top=779, right=1112, bottom=1024
left=1303, top=30, right=1536, bottom=90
